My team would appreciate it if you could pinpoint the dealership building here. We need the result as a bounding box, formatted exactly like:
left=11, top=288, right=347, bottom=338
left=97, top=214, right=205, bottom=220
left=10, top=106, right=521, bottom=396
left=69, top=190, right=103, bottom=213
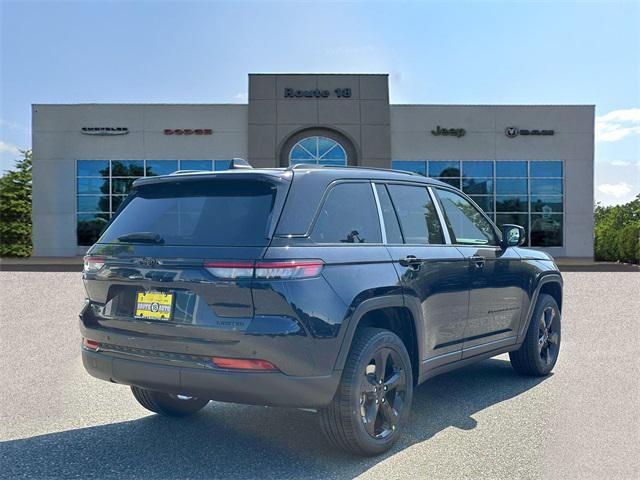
left=32, top=73, right=595, bottom=258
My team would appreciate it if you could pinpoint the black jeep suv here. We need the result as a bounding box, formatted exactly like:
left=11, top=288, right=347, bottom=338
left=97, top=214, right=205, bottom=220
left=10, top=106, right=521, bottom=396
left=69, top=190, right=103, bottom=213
left=80, top=163, right=562, bottom=456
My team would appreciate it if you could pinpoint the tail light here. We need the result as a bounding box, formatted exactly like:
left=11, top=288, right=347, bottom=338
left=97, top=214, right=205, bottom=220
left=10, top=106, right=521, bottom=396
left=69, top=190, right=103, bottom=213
left=204, top=260, right=323, bottom=280
left=255, top=260, right=323, bottom=279
left=212, top=357, right=278, bottom=371
left=83, top=256, right=105, bottom=273
left=204, top=261, right=254, bottom=279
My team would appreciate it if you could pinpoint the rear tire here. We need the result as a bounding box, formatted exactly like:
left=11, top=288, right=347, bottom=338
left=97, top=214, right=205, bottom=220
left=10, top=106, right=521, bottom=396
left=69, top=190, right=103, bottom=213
left=131, top=386, right=209, bottom=417
left=319, top=328, right=413, bottom=456
left=510, top=293, right=561, bottom=376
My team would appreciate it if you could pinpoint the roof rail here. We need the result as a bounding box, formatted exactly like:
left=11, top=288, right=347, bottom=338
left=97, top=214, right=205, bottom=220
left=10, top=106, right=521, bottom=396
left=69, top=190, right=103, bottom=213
left=287, top=164, right=422, bottom=177
left=170, top=169, right=210, bottom=175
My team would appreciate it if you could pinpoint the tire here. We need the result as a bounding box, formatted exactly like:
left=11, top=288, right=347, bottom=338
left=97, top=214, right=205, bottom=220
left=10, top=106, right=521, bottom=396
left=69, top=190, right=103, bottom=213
left=319, top=327, right=413, bottom=456
left=131, top=386, right=209, bottom=417
left=510, top=293, right=561, bottom=376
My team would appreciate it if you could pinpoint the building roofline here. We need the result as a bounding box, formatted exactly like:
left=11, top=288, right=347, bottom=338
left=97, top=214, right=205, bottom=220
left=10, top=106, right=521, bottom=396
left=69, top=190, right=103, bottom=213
left=32, top=103, right=248, bottom=107
left=32, top=102, right=595, bottom=108
left=390, top=103, right=596, bottom=107
left=248, top=72, right=388, bottom=76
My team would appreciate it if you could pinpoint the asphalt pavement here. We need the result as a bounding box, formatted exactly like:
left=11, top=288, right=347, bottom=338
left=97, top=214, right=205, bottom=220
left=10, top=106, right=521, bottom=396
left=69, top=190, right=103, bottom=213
left=0, top=271, right=638, bottom=479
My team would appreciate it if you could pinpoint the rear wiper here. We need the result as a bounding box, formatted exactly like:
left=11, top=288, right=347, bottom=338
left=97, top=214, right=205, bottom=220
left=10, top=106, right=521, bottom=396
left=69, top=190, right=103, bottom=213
left=116, top=232, right=165, bottom=244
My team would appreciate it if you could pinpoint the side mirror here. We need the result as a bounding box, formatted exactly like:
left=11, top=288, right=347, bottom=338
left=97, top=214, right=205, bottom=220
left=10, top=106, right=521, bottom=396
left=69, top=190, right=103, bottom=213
left=501, top=224, right=526, bottom=249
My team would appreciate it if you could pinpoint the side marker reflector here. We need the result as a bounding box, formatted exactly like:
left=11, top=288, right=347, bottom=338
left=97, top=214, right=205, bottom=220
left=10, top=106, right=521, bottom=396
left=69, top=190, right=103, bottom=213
left=212, top=357, right=278, bottom=371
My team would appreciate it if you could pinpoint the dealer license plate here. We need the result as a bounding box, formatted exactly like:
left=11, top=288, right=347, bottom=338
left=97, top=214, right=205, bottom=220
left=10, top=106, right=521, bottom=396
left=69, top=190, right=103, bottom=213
left=135, top=291, right=173, bottom=320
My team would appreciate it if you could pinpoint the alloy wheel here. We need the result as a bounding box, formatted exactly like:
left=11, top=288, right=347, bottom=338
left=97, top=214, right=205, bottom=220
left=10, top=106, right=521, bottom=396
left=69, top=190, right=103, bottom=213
left=538, top=306, right=559, bottom=366
left=359, top=348, right=407, bottom=439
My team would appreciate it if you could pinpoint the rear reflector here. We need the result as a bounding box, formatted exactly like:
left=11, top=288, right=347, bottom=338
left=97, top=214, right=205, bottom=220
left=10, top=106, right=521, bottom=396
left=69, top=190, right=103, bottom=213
left=212, top=357, right=278, bottom=371
left=82, top=338, right=100, bottom=351
left=204, top=259, right=323, bottom=280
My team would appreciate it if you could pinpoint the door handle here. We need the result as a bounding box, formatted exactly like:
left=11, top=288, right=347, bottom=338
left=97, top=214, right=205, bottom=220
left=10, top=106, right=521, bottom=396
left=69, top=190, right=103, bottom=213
left=399, top=255, right=422, bottom=270
left=470, top=255, right=486, bottom=269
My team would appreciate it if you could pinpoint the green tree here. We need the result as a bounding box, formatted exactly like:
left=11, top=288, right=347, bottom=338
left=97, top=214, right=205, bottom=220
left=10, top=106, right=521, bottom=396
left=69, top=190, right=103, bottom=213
left=594, top=193, right=640, bottom=264
left=0, top=149, right=32, bottom=257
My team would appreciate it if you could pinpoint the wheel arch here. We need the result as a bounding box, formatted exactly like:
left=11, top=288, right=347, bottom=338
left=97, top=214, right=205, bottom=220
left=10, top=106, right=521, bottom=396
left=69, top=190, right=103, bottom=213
left=517, top=273, right=563, bottom=343
left=333, top=295, right=424, bottom=385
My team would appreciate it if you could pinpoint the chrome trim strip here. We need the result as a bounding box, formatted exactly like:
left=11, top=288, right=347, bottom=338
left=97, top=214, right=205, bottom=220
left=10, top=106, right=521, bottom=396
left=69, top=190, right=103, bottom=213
left=371, top=182, right=387, bottom=244
left=427, top=186, right=452, bottom=244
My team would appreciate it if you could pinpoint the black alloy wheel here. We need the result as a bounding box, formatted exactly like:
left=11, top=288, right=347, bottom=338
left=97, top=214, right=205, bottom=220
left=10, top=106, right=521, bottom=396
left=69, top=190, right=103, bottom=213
left=319, top=328, right=413, bottom=456
left=359, top=348, right=407, bottom=439
left=538, top=305, right=560, bottom=366
left=510, top=293, right=561, bottom=376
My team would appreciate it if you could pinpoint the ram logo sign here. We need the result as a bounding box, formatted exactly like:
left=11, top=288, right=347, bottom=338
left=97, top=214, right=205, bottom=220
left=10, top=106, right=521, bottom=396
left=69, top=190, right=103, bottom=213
left=505, top=127, right=554, bottom=138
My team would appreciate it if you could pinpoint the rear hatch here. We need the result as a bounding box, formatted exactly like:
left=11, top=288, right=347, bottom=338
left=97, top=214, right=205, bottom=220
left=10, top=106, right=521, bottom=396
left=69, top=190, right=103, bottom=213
left=82, top=172, right=290, bottom=338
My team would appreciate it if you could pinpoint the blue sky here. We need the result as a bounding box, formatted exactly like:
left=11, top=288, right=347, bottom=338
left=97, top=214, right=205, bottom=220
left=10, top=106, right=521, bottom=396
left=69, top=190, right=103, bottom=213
left=1, top=0, right=638, bottom=205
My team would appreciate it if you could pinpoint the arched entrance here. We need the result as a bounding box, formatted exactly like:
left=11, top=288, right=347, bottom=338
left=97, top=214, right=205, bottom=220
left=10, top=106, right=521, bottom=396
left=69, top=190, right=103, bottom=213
left=278, top=128, right=358, bottom=167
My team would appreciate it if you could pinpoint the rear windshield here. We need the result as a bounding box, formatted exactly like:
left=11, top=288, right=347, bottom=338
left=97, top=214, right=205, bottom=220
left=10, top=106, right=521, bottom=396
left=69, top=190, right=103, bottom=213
left=98, top=179, right=280, bottom=247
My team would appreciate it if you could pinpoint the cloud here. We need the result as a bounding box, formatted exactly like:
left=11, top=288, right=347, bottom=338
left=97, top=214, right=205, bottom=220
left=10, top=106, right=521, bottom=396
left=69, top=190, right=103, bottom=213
left=233, top=92, right=248, bottom=103
left=0, top=141, right=21, bottom=156
left=610, top=160, right=640, bottom=169
left=597, top=182, right=633, bottom=198
left=595, top=108, right=640, bottom=142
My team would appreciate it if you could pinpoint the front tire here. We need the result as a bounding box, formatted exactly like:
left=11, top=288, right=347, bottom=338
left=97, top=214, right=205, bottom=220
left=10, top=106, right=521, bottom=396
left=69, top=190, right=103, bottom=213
left=319, top=328, right=413, bottom=456
left=510, top=293, right=561, bottom=376
left=131, top=386, right=209, bottom=417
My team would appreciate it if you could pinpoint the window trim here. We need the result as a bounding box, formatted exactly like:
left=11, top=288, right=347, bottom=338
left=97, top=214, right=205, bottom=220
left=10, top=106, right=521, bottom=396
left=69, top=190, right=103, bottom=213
left=371, top=182, right=387, bottom=244
left=427, top=187, right=452, bottom=245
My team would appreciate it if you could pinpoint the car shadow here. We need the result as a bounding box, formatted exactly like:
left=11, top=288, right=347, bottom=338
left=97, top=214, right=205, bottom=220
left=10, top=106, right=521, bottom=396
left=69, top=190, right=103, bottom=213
left=0, top=358, right=549, bottom=479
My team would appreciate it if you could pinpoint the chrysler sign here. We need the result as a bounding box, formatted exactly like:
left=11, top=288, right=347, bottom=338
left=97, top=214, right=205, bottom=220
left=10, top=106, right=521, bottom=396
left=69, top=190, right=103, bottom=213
left=81, top=127, right=129, bottom=135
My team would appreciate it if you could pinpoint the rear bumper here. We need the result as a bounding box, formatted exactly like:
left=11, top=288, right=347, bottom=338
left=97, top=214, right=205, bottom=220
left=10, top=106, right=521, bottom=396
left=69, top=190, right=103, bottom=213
left=82, top=349, right=340, bottom=408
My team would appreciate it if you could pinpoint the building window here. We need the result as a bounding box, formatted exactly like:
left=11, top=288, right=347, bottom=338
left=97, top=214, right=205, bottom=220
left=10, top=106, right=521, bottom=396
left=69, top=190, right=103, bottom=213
left=75, top=159, right=231, bottom=246
left=391, top=160, right=564, bottom=247
left=289, top=136, right=347, bottom=166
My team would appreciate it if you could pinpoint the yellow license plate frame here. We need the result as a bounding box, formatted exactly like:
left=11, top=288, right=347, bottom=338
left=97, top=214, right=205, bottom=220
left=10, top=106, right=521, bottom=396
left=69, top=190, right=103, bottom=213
left=135, top=291, right=174, bottom=320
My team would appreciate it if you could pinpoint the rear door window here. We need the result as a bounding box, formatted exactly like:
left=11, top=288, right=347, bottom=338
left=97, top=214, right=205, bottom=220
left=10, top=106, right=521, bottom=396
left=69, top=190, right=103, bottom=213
left=98, top=179, right=280, bottom=247
left=312, top=182, right=382, bottom=244
left=387, top=184, right=445, bottom=245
